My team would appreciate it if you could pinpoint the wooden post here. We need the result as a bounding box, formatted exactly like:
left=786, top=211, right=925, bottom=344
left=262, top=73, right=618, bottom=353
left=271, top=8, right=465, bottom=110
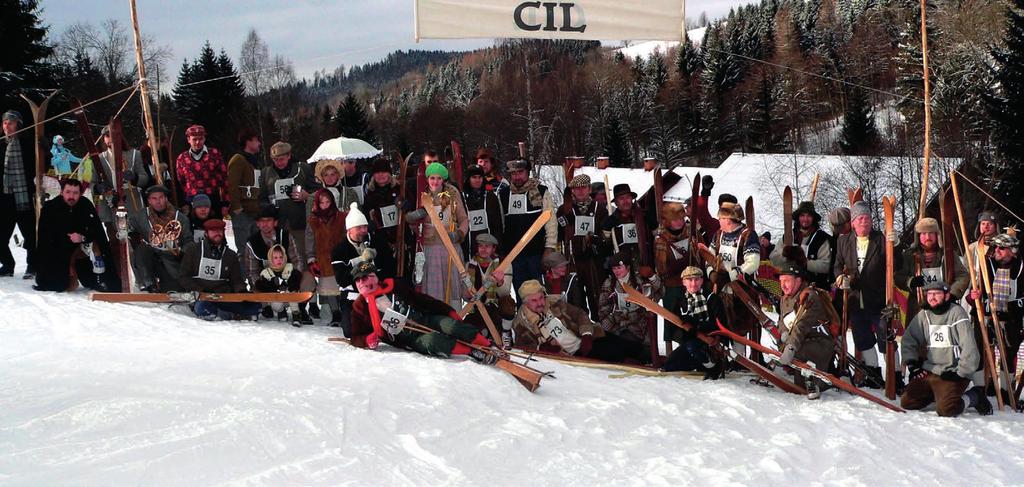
left=128, top=0, right=164, bottom=186
left=20, top=90, right=59, bottom=244
left=918, top=0, right=932, bottom=218
left=950, top=170, right=1005, bottom=411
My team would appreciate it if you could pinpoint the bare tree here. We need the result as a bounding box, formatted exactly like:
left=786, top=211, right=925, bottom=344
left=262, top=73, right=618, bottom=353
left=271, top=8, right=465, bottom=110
left=54, top=19, right=171, bottom=87
left=239, top=29, right=270, bottom=97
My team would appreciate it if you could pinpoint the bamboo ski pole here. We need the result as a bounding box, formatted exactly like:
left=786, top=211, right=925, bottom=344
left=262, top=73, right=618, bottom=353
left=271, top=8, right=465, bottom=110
left=918, top=0, right=932, bottom=218
left=950, top=170, right=1005, bottom=411
left=128, top=0, right=164, bottom=186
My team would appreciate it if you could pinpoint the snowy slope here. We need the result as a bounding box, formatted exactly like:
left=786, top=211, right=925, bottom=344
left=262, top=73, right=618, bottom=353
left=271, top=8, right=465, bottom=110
left=2, top=256, right=1023, bottom=486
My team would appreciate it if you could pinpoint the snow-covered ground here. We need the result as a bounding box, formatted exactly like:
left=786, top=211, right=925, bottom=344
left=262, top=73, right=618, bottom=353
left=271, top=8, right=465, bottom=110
left=2, top=243, right=1023, bottom=486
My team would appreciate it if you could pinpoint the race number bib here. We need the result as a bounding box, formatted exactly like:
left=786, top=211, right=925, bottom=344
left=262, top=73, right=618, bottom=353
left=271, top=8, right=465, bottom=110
left=719, top=244, right=738, bottom=265
left=620, top=223, right=639, bottom=245
left=928, top=324, right=952, bottom=348
left=468, top=209, right=488, bottom=232
left=328, top=187, right=342, bottom=208
left=574, top=215, right=595, bottom=236
left=379, top=205, right=399, bottom=228
left=921, top=267, right=943, bottom=286
left=616, top=292, right=638, bottom=311
left=508, top=194, right=528, bottom=215
left=670, top=238, right=689, bottom=259
left=381, top=307, right=408, bottom=336
left=197, top=255, right=223, bottom=281
left=782, top=312, right=797, bottom=331
left=272, top=177, right=295, bottom=203
left=540, top=316, right=568, bottom=340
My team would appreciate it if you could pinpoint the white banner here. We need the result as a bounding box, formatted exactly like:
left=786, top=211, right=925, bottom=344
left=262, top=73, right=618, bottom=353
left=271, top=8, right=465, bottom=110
left=415, top=0, right=684, bottom=41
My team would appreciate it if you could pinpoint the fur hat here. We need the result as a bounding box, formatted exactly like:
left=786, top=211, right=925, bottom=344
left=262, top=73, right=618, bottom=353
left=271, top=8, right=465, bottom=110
left=425, top=162, right=448, bottom=179
left=612, top=184, right=636, bottom=200
left=270, top=141, right=291, bottom=158
left=914, top=217, right=940, bottom=234
left=681, top=266, right=703, bottom=280
left=191, top=193, right=211, bottom=208
left=475, top=233, right=499, bottom=247
left=569, top=174, right=591, bottom=188
left=314, top=159, right=343, bottom=183
left=717, top=202, right=744, bottom=222
left=345, top=202, right=368, bottom=228
left=506, top=159, right=530, bottom=172
left=203, top=219, right=226, bottom=231
left=518, top=279, right=546, bottom=299
left=850, top=201, right=871, bottom=221
left=542, top=251, right=569, bottom=271
left=185, top=125, right=206, bottom=137
left=978, top=211, right=998, bottom=224
left=370, top=158, right=392, bottom=175
left=662, top=202, right=685, bottom=222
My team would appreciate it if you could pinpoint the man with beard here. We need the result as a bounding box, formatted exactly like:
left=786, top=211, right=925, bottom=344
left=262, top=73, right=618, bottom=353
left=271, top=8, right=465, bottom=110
left=653, top=202, right=691, bottom=345
left=497, top=158, right=557, bottom=297
left=601, top=184, right=655, bottom=272
left=93, top=125, right=151, bottom=225
left=969, top=231, right=1024, bottom=402
left=461, top=165, right=503, bottom=258
left=556, top=174, right=606, bottom=319
left=903, top=281, right=989, bottom=416
left=597, top=251, right=662, bottom=361
left=771, top=201, right=833, bottom=289
left=895, top=217, right=969, bottom=319
left=242, top=205, right=303, bottom=318
left=33, top=178, right=120, bottom=292
left=362, top=158, right=404, bottom=257
left=128, top=185, right=192, bottom=292
left=179, top=218, right=258, bottom=320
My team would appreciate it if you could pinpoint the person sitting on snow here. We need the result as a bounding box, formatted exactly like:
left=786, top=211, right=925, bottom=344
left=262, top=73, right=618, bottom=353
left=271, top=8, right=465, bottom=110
left=903, top=280, right=990, bottom=416
left=662, top=266, right=726, bottom=378
left=349, top=259, right=501, bottom=364
left=179, top=218, right=260, bottom=320
left=254, top=243, right=303, bottom=326
left=512, top=279, right=648, bottom=363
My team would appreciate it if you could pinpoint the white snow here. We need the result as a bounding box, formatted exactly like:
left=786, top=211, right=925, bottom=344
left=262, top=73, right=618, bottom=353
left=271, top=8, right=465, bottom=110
left=613, top=27, right=708, bottom=60
left=2, top=239, right=1023, bottom=486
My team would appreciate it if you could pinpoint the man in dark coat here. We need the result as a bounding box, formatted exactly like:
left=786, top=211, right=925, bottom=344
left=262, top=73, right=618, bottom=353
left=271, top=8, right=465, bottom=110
left=1, top=109, right=38, bottom=278
left=33, top=178, right=120, bottom=292
left=179, top=218, right=259, bottom=320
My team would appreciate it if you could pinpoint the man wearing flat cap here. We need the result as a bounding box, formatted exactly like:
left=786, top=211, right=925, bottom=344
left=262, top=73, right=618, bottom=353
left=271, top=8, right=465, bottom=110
left=1, top=109, right=38, bottom=278
left=556, top=173, right=607, bottom=319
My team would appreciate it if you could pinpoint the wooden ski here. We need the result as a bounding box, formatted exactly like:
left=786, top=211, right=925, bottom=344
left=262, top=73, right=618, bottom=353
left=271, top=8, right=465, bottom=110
left=20, top=91, right=59, bottom=243
left=459, top=209, right=553, bottom=316
left=783, top=186, right=794, bottom=247
left=621, top=283, right=806, bottom=394
left=690, top=172, right=701, bottom=263
left=450, top=140, right=464, bottom=191
left=109, top=117, right=133, bottom=292
left=712, top=325, right=906, bottom=412
left=809, top=173, right=820, bottom=203
left=394, top=151, right=411, bottom=277
left=421, top=193, right=503, bottom=347
left=847, top=188, right=863, bottom=206
left=91, top=291, right=314, bottom=303
left=882, top=195, right=898, bottom=400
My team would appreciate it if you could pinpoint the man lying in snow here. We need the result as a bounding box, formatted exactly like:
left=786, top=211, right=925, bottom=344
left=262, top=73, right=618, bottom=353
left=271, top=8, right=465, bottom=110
left=349, top=258, right=501, bottom=364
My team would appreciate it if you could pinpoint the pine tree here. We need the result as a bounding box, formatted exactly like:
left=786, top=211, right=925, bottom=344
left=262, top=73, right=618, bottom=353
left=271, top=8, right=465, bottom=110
left=839, top=86, right=879, bottom=155
left=173, top=42, right=246, bottom=149
left=602, top=115, right=631, bottom=167
left=335, top=92, right=376, bottom=143
left=986, top=0, right=1024, bottom=215
left=0, top=0, right=53, bottom=108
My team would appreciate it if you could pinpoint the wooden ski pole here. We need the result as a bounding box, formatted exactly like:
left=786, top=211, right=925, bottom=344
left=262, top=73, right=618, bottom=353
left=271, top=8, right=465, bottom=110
left=128, top=0, right=164, bottom=186
left=950, top=170, right=1005, bottom=411
left=840, top=266, right=850, bottom=376
left=809, top=173, right=820, bottom=203
left=918, top=0, right=932, bottom=218
left=976, top=242, right=1019, bottom=411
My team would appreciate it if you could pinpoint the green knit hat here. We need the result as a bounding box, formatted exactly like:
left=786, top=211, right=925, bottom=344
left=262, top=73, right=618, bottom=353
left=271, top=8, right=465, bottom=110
left=425, top=162, right=448, bottom=180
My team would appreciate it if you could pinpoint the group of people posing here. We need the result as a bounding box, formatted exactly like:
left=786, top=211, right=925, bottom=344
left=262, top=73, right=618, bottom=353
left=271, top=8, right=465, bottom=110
left=3, top=108, right=1021, bottom=415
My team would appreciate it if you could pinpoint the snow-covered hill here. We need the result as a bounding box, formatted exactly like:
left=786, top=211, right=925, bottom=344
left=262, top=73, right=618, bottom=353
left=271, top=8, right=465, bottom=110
left=2, top=251, right=1022, bottom=485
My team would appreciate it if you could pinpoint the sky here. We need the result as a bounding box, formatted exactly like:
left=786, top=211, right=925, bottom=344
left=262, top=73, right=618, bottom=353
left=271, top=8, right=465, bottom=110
left=39, top=0, right=753, bottom=82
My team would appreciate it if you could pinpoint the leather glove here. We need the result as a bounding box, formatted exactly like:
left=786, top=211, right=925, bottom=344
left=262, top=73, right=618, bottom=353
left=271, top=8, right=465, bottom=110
left=309, top=261, right=322, bottom=278
left=638, top=266, right=655, bottom=279
left=906, top=359, right=927, bottom=382
left=939, top=370, right=962, bottom=382
left=406, top=208, right=427, bottom=223
left=778, top=344, right=797, bottom=366
left=782, top=245, right=802, bottom=262
left=578, top=335, right=594, bottom=356
left=701, top=175, right=714, bottom=197
left=909, top=275, right=925, bottom=289
left=835, top=274, right=851, bottom=290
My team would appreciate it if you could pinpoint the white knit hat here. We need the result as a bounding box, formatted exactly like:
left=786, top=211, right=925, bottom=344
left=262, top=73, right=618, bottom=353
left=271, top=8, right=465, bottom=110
left=345, top=202, right=368, bottom=228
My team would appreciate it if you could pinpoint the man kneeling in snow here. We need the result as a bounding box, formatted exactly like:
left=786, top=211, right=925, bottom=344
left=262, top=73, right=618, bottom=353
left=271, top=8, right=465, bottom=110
left=179, top=218, right=260, bottom=320
left=775, top=264, right=836, bottom=400
left=901, top=281, right=991, bottom=416
left=350, top=259, right=500, bottom=364
left=512, top=279, right=647, bottom=363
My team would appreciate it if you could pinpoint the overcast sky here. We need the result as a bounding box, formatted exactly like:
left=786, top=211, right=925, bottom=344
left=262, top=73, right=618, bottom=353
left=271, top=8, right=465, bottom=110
left=40, top=0, right=753, bottom=81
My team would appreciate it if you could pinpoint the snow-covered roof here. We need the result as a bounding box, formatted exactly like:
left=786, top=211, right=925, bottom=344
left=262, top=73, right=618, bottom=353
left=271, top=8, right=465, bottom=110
left=540, top=152, right=961, bottom=240
left=613, top=26, right=707, bottom=59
